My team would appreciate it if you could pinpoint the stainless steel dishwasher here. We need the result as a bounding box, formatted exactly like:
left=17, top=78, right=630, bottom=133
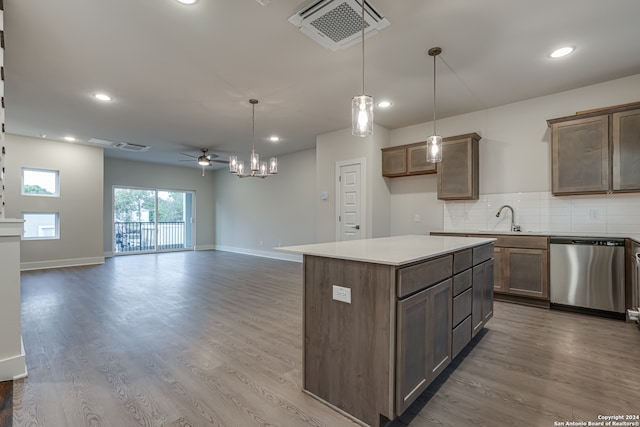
left=550, top=237, right=625, bottom=317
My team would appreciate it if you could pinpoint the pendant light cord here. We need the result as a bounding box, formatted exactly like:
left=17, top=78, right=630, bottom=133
left=432, top=52, right=437, bottom=136
left=252, top=102, right=255, bottom=152
left=361, top=0, right=365, bottom=94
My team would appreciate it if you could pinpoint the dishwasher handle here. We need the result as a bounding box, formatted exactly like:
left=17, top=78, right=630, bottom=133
left=550, top=237, right=625, bottom=246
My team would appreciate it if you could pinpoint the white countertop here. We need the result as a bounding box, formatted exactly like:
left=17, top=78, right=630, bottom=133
left=277, top=235, right=495, bottom=266
left=433, top=230, right=640, bottom=243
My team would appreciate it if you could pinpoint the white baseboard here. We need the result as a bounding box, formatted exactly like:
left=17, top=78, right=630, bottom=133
left=20, top=256, right=105, bottom=271
left=0, top=336, right=27, bottom=381
left=214, top=245, right=302, bottom=263
left=104, top=251, right=114, bottom=258
left=195, top=244, right=215, bottom=251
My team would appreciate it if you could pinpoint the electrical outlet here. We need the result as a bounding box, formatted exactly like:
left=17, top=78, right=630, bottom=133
left=332, top=285, right=351, bottom=304
left=259, top=240, right=263, bottom=247
left=414, top=213, right=420, bottom=222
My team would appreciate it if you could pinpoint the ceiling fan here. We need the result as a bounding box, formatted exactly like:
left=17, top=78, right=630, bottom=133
left=180, top=148, right=228, bottom=176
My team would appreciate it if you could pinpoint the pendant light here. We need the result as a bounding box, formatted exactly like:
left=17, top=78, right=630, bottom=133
left=229, top=99, right=278, bottom=179
left=351, top=0, right=373, bottom=137
left=426, top=47, right=442, bottom=162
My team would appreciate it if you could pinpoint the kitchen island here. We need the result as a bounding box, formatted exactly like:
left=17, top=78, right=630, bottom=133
left=278, top=235, right=495, bottom=427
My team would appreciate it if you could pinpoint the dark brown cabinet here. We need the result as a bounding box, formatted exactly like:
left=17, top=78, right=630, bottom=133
left=407, top=142, right=437, bottom=174
left=502, top=248, right=549, bottom=299
left=381, top=146, right=407, bottom=177
left=396, top=279, right=452, bottom=414
left=493, top=246, right=507, bottom=292
left=626, top=239, right=640, bottom=318
left=472, top=258, right=494, bottom=337
left=437, top=133, right=480, bottom=200
left=382, top=142, right=436, bottom=177
left=548, top=102, right=640, bottom=195
left=612, top=109, right=640, bottom=192
left=550, top=115, right=609, bottom=195
left=484, top=235, right=549, bottom=302
left=433, top=233, right=550, bottom=306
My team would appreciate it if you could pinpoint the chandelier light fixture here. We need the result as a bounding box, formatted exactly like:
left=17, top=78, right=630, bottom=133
left=426, top=47, right=443, bottom=162
left=351, top=0, right=373, bottom=137
left=228, top=99, right=278, bottom=178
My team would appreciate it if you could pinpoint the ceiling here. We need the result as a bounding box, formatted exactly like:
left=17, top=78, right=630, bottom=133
left=5, top=0, right=640, bottom=170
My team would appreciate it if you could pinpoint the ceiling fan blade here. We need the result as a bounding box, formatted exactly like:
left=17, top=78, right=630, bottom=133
left=179, top=159, right=196, bottom=162
left=180, top=152, right=198, bottom=159
left=212, top=159, right=229, bottom=164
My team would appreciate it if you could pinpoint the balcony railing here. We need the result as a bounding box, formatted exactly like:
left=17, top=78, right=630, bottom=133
left=114, top=221, right=188, bottom=253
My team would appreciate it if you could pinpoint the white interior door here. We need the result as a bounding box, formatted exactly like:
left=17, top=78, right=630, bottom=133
left=336, top=160, right=365, bottom=241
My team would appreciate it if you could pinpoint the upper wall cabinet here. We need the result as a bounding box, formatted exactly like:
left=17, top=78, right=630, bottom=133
left=612, top=109, right=640, bottom=192
left=382, top=142, right=436, bottom=177
left=549, top=115, right=609, bottom=195
left=437, top=133, right=481, bottom=200
left=381, top=146, right=407, bottom=177
left=548, top=102, right=640, bottom=195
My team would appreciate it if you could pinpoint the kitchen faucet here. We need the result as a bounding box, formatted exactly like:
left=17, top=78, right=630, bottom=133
left=496, top=204, right=521, bottom=232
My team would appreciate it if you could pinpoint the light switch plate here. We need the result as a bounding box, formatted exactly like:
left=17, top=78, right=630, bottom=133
left=332, top=285, right=351, bottom=304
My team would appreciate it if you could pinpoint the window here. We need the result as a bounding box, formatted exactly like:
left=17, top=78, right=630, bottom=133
left=22, top=168, right=60, bottom=197
left=22, top=212, right=60, bottom=240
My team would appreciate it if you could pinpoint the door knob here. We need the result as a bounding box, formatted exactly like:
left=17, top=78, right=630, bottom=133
left=348, top=225, right=360, bottom=230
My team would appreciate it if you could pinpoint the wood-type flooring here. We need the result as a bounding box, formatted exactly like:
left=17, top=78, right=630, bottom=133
left=4, top=250, right=639, bottom=427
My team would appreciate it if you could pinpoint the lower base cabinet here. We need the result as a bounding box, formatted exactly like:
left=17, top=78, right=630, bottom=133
left=432, top=233, right=550, bottom=304
left=302, top=241, right=495, bottom=427
left=472, top=259, right=494, bottom=336
left=396, top=279, right=452, bottom=414
left=396, top=244, right=494, bottom=416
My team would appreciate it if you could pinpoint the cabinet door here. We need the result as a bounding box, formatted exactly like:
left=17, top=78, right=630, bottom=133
left=437, top=135, right=479, bottom=200
left=471, top=263, right=484, bottom=337
left=407, top=142, right=437, bottom=174
left=427, top=280, right=452, bottom=385
left=472, top=260, right=494, bottom=336
left=482, top=260, right=494, bottom=323
left=551, top=115, right=609, bottom=195
left=382, top=147, right=407, bottom=177
left=493, top=247, right=507, bottom=293
left=505, top=248, right=549, bottom=299
left=630, top=241, right=640, bottom=312
left=612, top=109, right=640, bottom=192
left=396, top=279, right=451, bottom=414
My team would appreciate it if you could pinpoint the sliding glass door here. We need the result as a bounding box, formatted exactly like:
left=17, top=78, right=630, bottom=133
left=113, top=187, right=194, bottom=254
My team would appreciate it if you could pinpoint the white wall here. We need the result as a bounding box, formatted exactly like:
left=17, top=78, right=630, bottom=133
left=4, top=134, right=104, bottom=269
left=213, top=148, right=316, bottom=260
left=103, top=157, right=216, bottom=254
left=315, top=124, right=391, bottom=243
left=388, top=73, right=640, bottom=235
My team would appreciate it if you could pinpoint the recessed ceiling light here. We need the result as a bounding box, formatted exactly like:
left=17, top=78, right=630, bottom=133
left=377, top=101, right=392, bottom=108
left=39, top=133, right=47, bottom=139
left=269, top=136, right=280, bottom=142
left=176, top=0, right=198, bottom=4
left=550, top=46, right=574, bottom=58
left=93, top=93, right=112, bottom=102
left=63, top=136, right=76, bottom=142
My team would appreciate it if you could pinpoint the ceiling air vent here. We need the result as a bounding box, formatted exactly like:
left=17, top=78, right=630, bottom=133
left=114, top=142, right=150, bottom=152
left=288, top=0, right=389, bottom=51
left=89, top=138, right=117, bottom=148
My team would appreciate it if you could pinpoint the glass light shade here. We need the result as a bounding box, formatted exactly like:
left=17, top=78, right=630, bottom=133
left=198, top=156, right=209, bottom=166
left=250, top=151, right=260, bottom=172
left=352, top=95, right=373, bottom=137
left=269, top=157, right=278, bottom=174
left=259, top=161, right=268, bottom=175
left=237, top=160, right=245, bottom=175
left=426, top=135, right=443, bottom=162
left=229, top=155, right=238, bottom=173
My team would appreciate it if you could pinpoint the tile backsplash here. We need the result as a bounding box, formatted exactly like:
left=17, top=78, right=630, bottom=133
left=443, top=191, right=640, bottom=234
